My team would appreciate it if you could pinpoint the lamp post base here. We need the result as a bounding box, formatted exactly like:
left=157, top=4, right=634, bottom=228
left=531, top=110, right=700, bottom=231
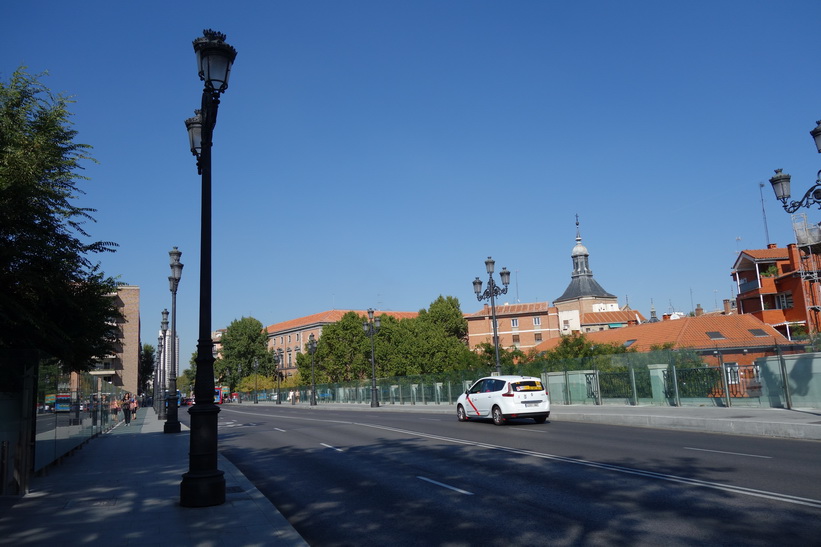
left=164, top=420, right=181, bottom=434
left=180, top=469, right=226, bottom=507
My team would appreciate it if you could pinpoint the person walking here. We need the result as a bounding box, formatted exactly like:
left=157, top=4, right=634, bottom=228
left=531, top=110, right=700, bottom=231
left=121, top=393, right=132, bottom=426
left=110, top=397, right=120, bottom=424
left=129, top=395, right=138, bottom=423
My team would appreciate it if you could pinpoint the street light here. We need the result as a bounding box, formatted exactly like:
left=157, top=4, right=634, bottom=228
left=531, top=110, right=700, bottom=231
left=158, top=309, right=169, bottom=419
left=253, top=358, right=259, bottom=404
left=769, top=120, right=821, bottom=213
left=473, top=256, right=511, bottom=375
left=363, top=309, right=381, bottom=407
left=180, top=29, right=237, bottom=508
left=164, top=247, right=183, bottom=434
left=155, top=317, right=165, bottom=415
left=308, top=333, right=317, bottom=406
left=275, top=349, right=284, bottom=404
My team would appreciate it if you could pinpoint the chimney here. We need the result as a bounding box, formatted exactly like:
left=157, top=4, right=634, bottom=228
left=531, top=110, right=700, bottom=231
left=662, top=314, right=671, bottom=321
left=695, top=304, right=703, bottom=317
left=767, top=243, right=778, bottom=249
left=723, top=299, right=733, bottom=315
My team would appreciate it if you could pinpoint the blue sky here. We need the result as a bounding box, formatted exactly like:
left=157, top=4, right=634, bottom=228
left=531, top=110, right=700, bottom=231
left=4, top=1, right=821, bottom=367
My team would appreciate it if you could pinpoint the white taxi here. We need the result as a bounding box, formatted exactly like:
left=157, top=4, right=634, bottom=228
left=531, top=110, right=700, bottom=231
left=456, top=375, right=550, bottom=425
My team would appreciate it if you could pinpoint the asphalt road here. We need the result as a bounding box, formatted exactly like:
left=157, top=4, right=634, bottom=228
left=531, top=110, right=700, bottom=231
left=192, top=405, right=821, bottom=546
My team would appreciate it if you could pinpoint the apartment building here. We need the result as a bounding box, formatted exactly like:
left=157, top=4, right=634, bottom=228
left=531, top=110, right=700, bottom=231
left=732, top=243, right=820, bottom=338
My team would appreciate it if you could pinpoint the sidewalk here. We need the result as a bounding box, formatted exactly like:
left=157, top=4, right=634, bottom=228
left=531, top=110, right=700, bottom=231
left=0, top=406, right=307, bottom=546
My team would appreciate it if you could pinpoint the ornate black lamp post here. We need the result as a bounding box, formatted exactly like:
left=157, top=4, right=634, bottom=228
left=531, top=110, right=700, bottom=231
left=253, top=358, right=259, bottom=404
left=180, top=29, right=237, bottom=508
left=308, top=334, right=318, bottom=406
left=155, top=314, right=166, bottom=415
left=769, top=120, right=821, bottom=213
left=473, top=257, right=511, bottom=375
left=363, top=309, right=381, bottom=407
left=164, top=247, right=183, bottom=433
left=275, top=349, right=283, bottom=404
left=158, top=309, right=169, bottom=418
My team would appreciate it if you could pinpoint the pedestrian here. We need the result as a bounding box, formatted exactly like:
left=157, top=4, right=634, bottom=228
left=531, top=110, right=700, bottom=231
left=110, top=397, right=119, bottom=423
left=129, top=396, right=138, bottom=423
left=121, top=393, right=132, bottom=426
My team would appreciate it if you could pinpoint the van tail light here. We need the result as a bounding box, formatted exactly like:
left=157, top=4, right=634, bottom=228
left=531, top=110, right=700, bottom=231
left=502, top=384, right=514, bottom=397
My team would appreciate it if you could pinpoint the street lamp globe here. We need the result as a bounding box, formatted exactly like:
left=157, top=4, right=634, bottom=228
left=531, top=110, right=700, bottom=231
left=193, top=30, right=238, bottom=93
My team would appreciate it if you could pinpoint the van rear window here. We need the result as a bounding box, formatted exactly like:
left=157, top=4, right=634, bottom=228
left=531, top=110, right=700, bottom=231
left=513, top=381, right=543, bottom=392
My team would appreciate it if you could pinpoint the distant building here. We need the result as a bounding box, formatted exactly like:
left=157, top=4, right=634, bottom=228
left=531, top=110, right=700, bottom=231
left=93, top=285, right=141, bottom=395
left=264, top=310, right=418, bottom=378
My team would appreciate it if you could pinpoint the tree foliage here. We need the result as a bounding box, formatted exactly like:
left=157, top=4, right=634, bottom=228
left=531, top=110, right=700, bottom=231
left=139, top=344, right=155, bottom=396
left=217, top=316, right=270, bottom=391
left=0, top=68, right=120, bottom=371
left=296, top=298, right=478, bottom=384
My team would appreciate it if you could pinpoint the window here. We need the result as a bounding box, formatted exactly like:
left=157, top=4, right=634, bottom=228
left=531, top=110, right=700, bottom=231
left=776, top=292, right=794, bottom=310
left=624, top=339, right=637, bottom=348
left=748, top=328, right=768, bottom=337
left=725, top=362, right=740, bottom=385
left=534, top=333, right=543, bottom=342
left=706, top=331, right=726, bottom=340
left=512, top=335, right=520, bottom=344
left=511, top=319, right=519, bottom=328
left=533, top=317, right=541, bottom=326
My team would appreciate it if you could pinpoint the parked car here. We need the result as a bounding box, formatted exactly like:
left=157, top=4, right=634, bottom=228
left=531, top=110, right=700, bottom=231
left=456, top=375, right=550, bottom=425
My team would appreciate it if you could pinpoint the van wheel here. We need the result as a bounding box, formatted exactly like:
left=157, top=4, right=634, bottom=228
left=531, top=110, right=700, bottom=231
left=492, top=406, right=504, bottom=426
left=457, top=405, right=468, bottom=422
left=533, top=416, right=547, bottom=424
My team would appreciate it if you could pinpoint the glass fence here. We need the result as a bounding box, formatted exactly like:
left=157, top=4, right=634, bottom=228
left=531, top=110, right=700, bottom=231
left=33, top=370, right=125, bottom=472
left=242, top=353, right=821, bottom=410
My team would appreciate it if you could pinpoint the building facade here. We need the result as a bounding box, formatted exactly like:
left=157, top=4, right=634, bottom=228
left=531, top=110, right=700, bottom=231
left=93, top=285, right=141, bottom=395
left=732, top=243, right=821, bottom=338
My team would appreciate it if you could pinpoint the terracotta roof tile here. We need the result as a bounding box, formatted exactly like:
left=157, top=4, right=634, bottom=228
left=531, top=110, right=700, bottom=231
left=534, top=314, right=790, bottom=353
left=265, top=310, right=418, bottom=333
left=582, top=310, right=647, bottom=324
left=467, top=302, right=553, bottom=317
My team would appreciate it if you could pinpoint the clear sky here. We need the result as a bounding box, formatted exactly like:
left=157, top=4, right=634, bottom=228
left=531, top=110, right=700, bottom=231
left=4, top=1, right=821, bottom=368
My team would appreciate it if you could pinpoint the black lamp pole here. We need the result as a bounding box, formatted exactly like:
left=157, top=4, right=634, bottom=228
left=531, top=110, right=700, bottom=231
left=276, top=349, right=284, bottom=404
left=164, top=247, right=183, bottom=433
left=473, top=257, right=511, bottom=375
left=158, top=310, right=169, bottom=419
left=180, top=29, right=236, bottom=508
left=308, top=334, right=317, bottom=406
left=363, top=309, right=381, bottom=407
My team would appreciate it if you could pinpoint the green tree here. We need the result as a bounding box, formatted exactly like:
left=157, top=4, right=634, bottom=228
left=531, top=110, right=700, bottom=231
left=219, top=316, right=269, bottom=392
left=139, top=344, right=155, bottom=396
left=417, top=295, right=469, bottom=341
left=0, top=68, right=120, bottom=372
left=309, top=311, right=370, bottom=382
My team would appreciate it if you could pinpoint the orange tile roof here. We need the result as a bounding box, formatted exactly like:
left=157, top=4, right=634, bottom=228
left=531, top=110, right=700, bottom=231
left=265, top=309, right=419, bottom=333
left=533, top=314, right=791, bottom=353
left=582, top=310, right=646, bottom=325
left=467, top=302, right=553, bottom=317
left=741, top=248, right=789, bottom=260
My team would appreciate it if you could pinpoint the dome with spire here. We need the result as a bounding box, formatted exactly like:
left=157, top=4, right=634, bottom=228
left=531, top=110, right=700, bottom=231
left=554, top=216, right=616, bottom=304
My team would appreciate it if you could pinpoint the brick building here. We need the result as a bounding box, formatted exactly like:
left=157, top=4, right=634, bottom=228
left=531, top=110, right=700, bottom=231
left=732, top=242, right=821, bottom=338
left=93, top=285, right=141, bottom=395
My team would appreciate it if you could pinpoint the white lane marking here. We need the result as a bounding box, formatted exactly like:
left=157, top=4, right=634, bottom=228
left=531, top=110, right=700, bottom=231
left=273, top=427, right=286, bottom=432
left=417, top=476, right=473, bottom=495
left=357, top=423, right=821, bottom=509
left=321, top=443, right=343, bottom=452
left=684, top=447, right=772, bottom=459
